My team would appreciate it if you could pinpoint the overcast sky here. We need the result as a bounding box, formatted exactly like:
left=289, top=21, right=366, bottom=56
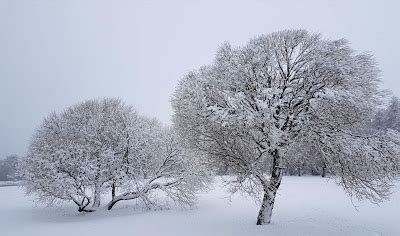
left=1, top=0, right=399, bottom=158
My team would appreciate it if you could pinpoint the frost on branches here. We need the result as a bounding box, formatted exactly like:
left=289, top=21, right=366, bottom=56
left=107, top=123, right=209, bottom=210
left=172, top=29, right=400, bottom=225
left=21, top=98, right=208, bottom=212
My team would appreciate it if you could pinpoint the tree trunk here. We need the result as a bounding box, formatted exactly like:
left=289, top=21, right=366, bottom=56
left=111, top=182, right=116, bottom=201
left=297, top=167, right=301, bottom=176
left=92, top=153, right=102, bottom=208
left=321, top=164, right=327, bottom=178
left=92, top=183, right=101, bottom=208
left=107, top=198, right=122, bottom=210
left=256, top=149, right=283, bottom=225
left=71, top=196, right=94, bottom=213
left=222, top=163, right=229, bottom=175
left=78, top=207, right=95, bottom=212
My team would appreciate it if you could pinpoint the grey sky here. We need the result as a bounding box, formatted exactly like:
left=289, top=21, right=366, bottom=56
left=1, top=0, right=399, bottom=158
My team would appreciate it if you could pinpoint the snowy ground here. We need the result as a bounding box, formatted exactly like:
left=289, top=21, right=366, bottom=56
left=1, top=177, right=399, bottom=236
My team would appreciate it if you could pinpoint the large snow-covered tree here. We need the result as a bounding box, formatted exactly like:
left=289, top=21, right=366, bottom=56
left=21, top=98, right=208, bottom=212
left=172, top=30, right=400, bottom=224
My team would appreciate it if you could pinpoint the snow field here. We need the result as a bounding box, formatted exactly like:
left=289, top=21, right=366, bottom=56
left=1, top=176, right=399, bottom=236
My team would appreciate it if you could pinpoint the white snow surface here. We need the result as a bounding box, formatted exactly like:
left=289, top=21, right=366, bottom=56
left=1, top=176, right=399, bottom=236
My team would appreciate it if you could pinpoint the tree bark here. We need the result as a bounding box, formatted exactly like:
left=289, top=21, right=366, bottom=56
left=111, top=182, right=116, bottom=201
left=321, top=163, right=327, bottom=178
left=256, top=149, right=283, bottom=225
left=92, top=183, right=101, bottom=208
left=107, top=198, right=122, bottom=210
left=92, top=153, right=102, bottom=208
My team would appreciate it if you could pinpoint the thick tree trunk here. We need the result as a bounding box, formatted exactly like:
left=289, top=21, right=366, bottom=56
left=256, top=149, right=283, bottom=225
left=256, top=189, right=276, bottom=225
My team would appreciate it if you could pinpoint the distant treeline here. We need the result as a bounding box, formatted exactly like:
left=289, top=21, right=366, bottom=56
left=0, top=155, right=20, bottom=181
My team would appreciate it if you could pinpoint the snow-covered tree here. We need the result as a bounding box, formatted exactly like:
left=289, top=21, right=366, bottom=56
left=21, top=98, right=208, bottom=212
left=21, top=98, right=135, bottom=211
left=107, top=123, right=209, bottom=210
left=172, top=30, right=400, bottom=224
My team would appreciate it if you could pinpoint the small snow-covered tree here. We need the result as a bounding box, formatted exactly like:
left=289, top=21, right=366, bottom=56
left=21, top=98, right=208, bottom=212
left=21, top=112, right=92, bottom=211
left=172, top=30, right=400, bottom=224
left=21, top=98, right=135, bottom=212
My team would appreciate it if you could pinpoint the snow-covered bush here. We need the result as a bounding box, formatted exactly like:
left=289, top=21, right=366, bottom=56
left=172, top=29, right=400, bottom=224
left=21, top=98, right=208, bottom=212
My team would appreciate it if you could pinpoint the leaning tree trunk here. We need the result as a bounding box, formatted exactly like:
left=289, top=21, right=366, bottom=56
left=256, top=149, right=283, bottom=225
left=107, top=197, right=122, bottom=210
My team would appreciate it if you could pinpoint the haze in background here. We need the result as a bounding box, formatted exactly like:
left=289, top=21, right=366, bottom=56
left=1, top=0, right=399, bottom=158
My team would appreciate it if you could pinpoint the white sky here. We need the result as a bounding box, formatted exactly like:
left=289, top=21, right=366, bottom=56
left=1, top=0, right=399, bottom=158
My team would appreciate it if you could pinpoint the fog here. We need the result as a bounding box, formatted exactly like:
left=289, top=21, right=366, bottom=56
left=1, top=0, right=399, bottom=158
